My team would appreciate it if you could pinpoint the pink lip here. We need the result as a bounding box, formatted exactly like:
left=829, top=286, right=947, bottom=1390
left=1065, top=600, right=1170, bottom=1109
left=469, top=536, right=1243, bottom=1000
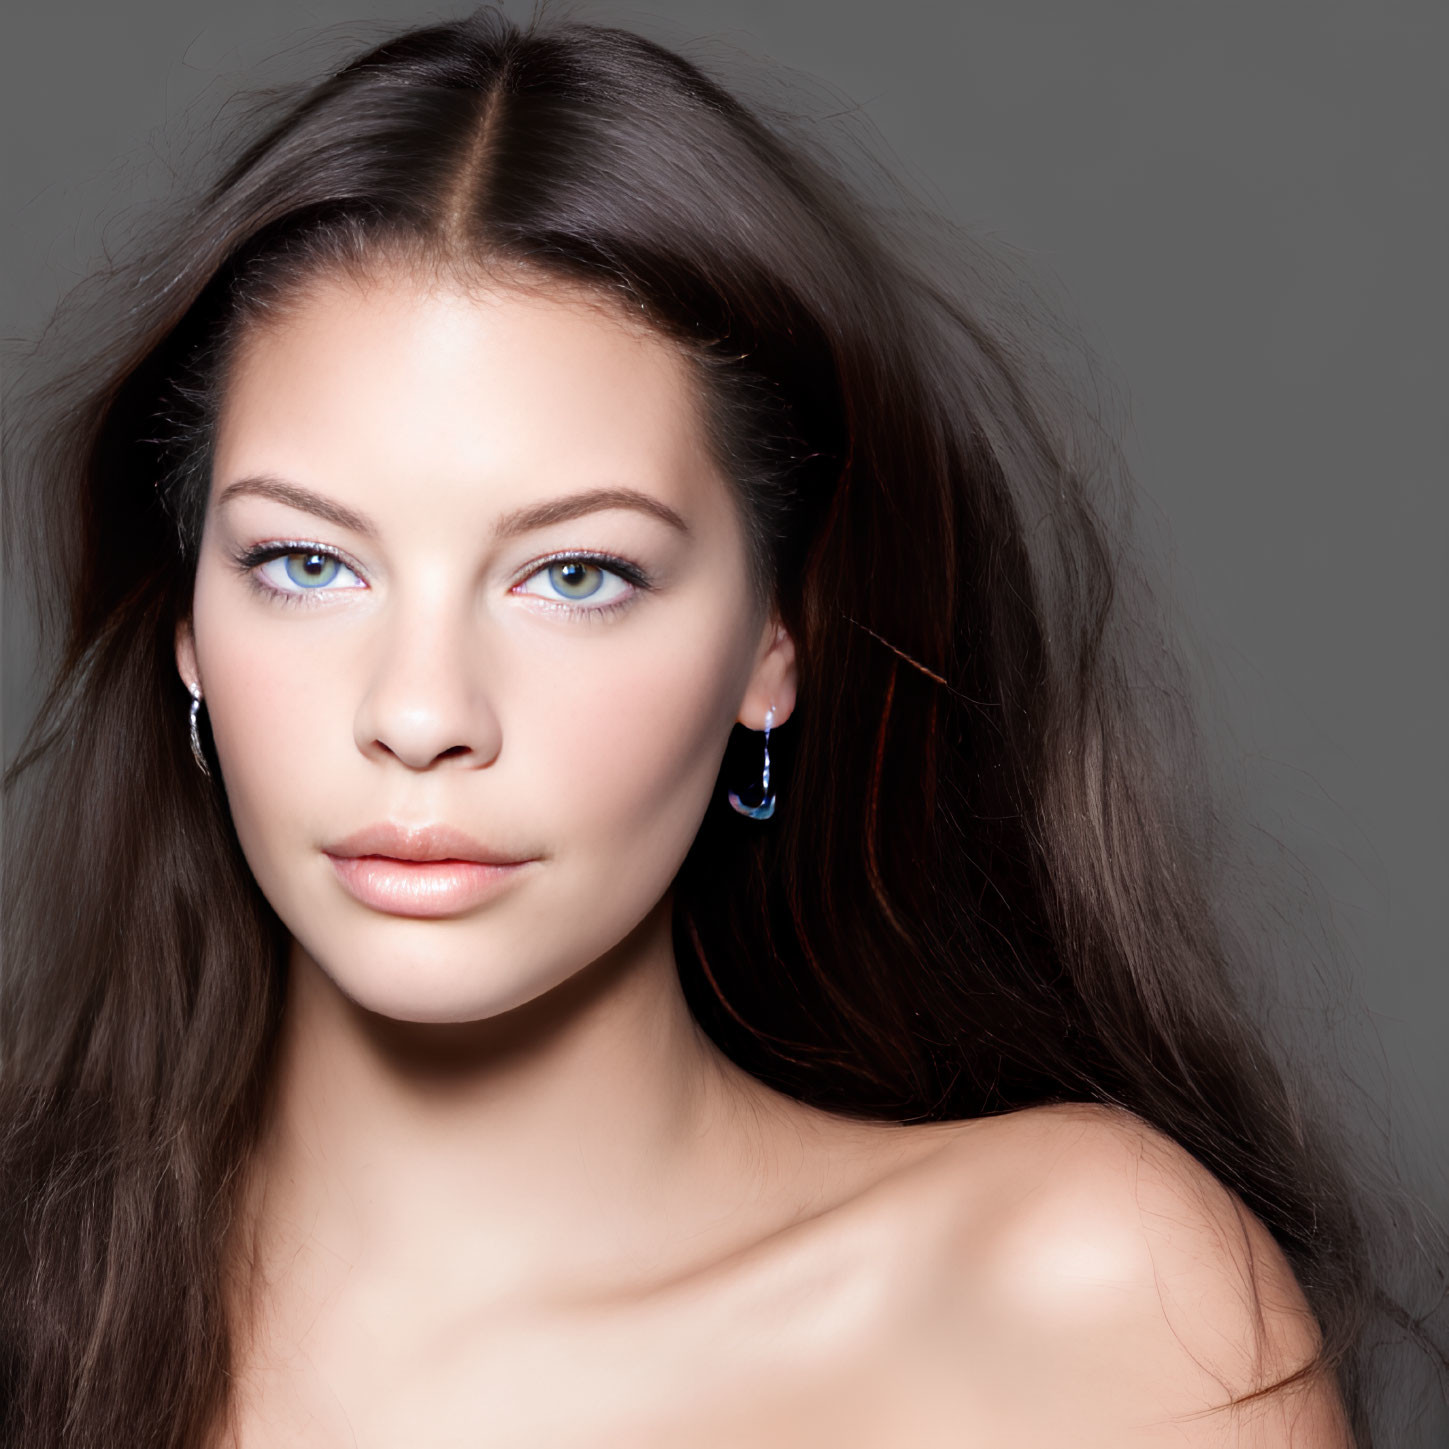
left=324, top=823, right=538, bottom=918
left=327, top=855, right=532, bottom=917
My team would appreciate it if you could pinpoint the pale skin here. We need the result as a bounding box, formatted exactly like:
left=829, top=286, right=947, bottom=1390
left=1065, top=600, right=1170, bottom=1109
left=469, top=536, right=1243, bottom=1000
left=176, top=262, right=1351, bottom=1447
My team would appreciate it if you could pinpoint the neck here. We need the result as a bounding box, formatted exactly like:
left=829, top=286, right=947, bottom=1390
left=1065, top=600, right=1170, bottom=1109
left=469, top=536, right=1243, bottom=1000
left=235, top=895, right=805, bottom=1318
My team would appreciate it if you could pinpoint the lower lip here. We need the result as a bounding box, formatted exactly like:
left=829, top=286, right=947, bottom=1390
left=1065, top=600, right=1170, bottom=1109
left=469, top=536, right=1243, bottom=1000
left=326, top=854, right=534, bottom=918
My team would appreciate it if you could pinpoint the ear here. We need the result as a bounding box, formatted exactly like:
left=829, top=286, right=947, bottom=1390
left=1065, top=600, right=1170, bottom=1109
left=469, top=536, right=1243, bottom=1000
left=175, top=617, right=199, bottom=694
left=737, top=613, right=798, bottom=730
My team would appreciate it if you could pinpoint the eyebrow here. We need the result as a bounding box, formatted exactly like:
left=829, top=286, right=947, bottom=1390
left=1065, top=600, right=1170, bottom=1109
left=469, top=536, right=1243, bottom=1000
left=215, top=475, right=691, bottom=541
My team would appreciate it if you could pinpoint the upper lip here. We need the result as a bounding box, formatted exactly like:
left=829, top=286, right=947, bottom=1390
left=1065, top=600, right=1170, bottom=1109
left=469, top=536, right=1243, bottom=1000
left=325, top=823, right=535, bottom=865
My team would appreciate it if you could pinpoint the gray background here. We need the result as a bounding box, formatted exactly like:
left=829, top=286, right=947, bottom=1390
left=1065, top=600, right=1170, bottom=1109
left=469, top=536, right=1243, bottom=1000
left=3, top=0, right=1444, bottom=1228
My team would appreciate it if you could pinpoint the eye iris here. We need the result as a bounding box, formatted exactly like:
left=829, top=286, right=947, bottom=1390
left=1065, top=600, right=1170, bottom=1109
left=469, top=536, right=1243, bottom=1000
left=549, top=560, right=602, bottom=599
left=284, top=552, right=339, bottom=588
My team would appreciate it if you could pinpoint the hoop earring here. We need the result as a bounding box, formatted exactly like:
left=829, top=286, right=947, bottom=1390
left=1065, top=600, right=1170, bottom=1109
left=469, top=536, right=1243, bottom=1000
left=728, top=706, right=776, bottom=820
left=188, top=681, right=212, bottom=779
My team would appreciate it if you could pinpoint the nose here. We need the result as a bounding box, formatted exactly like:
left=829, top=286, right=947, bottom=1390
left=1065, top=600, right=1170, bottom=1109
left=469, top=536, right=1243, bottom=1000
left=352, top=598, right=502, bottom=771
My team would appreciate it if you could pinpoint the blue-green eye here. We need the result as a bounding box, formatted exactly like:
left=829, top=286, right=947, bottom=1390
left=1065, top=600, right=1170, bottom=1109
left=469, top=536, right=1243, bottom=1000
left=549, top=560, right=603, bottom=598
left=285, top=552, right=339, bottom=588
left=254, top=548, right=364, bottom=595
left=516, top=556, right=634, bottom=611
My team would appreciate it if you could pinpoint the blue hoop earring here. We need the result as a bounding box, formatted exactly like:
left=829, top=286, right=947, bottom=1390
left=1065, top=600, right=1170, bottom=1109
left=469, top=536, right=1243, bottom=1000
left=728, top=706, right=776, bottom=820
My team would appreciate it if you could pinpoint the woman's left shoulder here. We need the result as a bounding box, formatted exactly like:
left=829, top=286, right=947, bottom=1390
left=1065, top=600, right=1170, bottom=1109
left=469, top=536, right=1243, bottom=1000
left=868, top=1102, right=1352, bottom=1446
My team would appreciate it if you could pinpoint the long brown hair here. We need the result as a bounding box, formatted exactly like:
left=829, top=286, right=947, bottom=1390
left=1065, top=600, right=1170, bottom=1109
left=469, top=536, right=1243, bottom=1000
left=2, top=9, right=1443, bottom=1445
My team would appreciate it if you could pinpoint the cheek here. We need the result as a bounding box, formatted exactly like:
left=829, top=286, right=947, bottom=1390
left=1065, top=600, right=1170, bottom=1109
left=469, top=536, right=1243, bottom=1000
left=191, top=587, right=354, bottom=875
left=514, top=606, right=750, bottom=846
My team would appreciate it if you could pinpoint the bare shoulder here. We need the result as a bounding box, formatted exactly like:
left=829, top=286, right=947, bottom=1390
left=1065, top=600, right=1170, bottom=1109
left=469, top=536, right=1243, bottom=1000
left=865, top=1103, right=1352, bottom=1447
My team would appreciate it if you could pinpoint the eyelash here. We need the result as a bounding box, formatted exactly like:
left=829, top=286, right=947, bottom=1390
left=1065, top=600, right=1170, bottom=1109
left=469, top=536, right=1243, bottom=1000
left=228, top=541, right=652, bottom=620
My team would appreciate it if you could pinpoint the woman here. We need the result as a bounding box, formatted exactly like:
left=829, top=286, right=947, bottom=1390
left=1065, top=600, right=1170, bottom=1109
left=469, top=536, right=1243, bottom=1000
left=1, top=9, right=1442, bottom=1446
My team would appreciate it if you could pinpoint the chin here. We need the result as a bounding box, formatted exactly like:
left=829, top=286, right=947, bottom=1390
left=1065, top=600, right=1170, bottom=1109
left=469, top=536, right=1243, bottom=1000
left=299, top=936, right=570, bottom=1026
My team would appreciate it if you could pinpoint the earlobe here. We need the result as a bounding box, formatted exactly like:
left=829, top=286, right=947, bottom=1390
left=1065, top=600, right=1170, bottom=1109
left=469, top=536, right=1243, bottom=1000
left=175, top=619, right=199, bottom=693
left=739, top=618, right=798, bottom=731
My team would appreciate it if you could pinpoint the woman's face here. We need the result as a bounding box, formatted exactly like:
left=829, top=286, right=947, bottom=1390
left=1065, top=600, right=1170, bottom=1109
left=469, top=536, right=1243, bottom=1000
left=177, top=265, right=796, bottom=1023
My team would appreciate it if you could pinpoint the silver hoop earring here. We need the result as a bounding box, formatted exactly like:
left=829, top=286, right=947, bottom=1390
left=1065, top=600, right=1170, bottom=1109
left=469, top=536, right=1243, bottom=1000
left=728, top=706, right=776, bottom=820
left=188, top=681, right=212, bottom=779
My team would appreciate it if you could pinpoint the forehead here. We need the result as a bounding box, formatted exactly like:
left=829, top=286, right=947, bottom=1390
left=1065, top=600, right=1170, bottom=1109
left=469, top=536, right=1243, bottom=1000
left=211, top=267, right=720, bottom=524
